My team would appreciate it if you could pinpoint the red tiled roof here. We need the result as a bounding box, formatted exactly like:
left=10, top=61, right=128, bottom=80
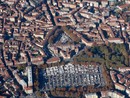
left=127, top=74, right=130, bottom=79
left=125, top=80, right=130, bottom=88
left=47, top=57, right=60, bottom=64
left=117, top=74, right=123, bottom=80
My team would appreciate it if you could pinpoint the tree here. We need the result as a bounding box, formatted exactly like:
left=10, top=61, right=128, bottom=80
left=17, top=65, right=26, bottom=71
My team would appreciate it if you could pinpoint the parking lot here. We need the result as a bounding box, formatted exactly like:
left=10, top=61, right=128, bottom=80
left=41, top=63, right=106, bottom=91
